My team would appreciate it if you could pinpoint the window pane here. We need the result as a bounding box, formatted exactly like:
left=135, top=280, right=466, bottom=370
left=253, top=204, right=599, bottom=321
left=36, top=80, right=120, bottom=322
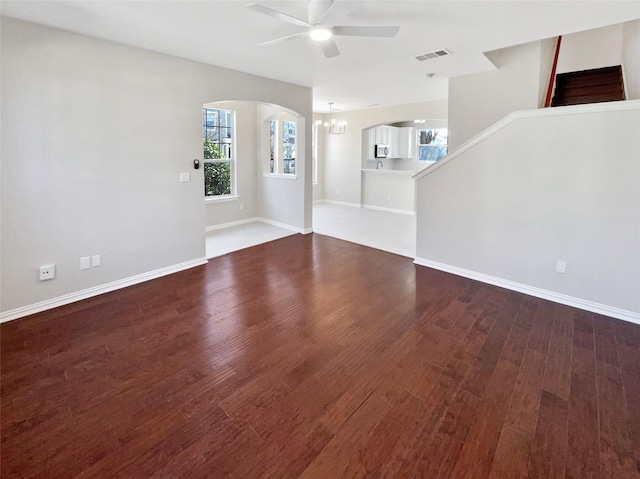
left=203, top=107, right=234, bottom=196
left=283, top=121, right=296, bottom=160
left=269, top=120, right=276, bottom=174
left=419, top=145, right=448, bottom=161
left=204, top=162, right=231, bottom=196
left=418, top=128, right=448, bottom=145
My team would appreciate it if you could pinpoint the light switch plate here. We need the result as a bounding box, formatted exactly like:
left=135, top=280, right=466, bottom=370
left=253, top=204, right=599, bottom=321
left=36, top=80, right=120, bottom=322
left=91, top=255, right=101, bottom=267
left=80, top=257, right=91, bottom=270
left=180, top=172, right=191, bottom=183
left=556, top=261, right=567, bottom=274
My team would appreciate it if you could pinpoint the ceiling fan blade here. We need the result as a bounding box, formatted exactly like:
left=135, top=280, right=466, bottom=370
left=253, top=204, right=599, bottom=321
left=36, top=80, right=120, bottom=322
left=246, top=3, right=311, bottom=28
left=308, top=0, right=334, bottom=25
left=321, top=38, right=340, bottom=58
left=317, top=0, right=360, bottom=26
left=258, top=31, right=308, bottom=47
left=332, top=25, right=400, bottom=37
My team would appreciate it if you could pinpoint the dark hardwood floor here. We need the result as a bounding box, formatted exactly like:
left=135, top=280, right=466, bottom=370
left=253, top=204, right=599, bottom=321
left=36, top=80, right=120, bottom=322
left=2, top=233, right=639, bottom=478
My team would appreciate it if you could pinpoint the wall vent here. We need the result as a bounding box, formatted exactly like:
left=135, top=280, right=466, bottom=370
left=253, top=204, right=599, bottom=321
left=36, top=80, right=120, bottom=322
left=415, top=49, right=451, bottom=61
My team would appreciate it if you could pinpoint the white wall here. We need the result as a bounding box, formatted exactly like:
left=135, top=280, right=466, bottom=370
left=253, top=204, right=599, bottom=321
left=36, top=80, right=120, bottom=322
left=556, top=23, right=623, bottom=74
left=255, top=104, right=310, bottom=231
left=320, top=100, right=448, bottom=206
left=415, top=102, right=640, bottom=319
left=204, top=101, right=258, bottom=227
left=622, top=19, right=640, bottom=100
left=448, top=41, right=547, bottom=150
left=0, top=17, right=312, bottom=316
left=361, top=172, right=416, bottom=213
left=449, top=21, right=639, bottom=151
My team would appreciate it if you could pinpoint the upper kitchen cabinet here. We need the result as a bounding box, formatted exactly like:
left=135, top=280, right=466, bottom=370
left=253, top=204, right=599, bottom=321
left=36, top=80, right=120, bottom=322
left=365, top=125, right=414, bottom=159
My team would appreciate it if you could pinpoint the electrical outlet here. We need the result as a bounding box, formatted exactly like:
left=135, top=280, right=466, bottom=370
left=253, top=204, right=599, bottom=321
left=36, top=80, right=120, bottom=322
left=556, top=261, right=567, bottom=274
left=39, top=264, right=55, bottom=281
left=80, top=256, right=91, bottom=270
left=91, top=255, right=101, bottom=267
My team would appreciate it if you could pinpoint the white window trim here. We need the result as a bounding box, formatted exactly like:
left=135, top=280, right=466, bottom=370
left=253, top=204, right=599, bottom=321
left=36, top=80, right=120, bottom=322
left=204, top=108, right=237, bottom=199
left=205, top=195, right=240, bottom=204
left=267, top=118, right=297, bottom=177
left=263, top=173, right=298, bottom=180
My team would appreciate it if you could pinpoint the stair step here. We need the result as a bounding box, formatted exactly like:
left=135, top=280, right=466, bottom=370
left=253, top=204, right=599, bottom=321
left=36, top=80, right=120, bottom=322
left=552, top=94, right=624, bottom=107
left=560, top=74, right=622, bottom=89
left=552, top=65, right=625, bottom=107
left=560, top=84, right=624, bottom=97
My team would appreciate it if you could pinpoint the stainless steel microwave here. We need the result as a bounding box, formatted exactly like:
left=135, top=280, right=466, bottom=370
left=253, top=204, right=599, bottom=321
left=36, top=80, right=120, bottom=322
left=375, top=144, right=389, bottom=158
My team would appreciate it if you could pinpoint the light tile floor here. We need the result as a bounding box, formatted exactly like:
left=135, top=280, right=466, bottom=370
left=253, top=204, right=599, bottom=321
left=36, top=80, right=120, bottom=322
left=205, top=222, right=297, bottom=259
left=205, top=203, right=416, bottom=259
left=313, top=202, right=416, bottom=258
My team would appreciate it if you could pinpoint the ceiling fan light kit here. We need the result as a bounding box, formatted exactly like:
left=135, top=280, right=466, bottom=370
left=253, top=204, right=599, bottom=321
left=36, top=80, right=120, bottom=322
left=246, top=0, right=400, bottom=59
left=310, top=28, right=332, bottom=42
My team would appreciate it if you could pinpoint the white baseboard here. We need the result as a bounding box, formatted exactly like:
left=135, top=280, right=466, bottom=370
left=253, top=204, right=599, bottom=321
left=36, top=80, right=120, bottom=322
left=414, top=257, right=640, bottom=325
left=362, top=204, right=415, bottom=216
left=0, top=257, right=208, bottom=323
left=319, top=199, right=362, bottom=208
left=256, top=217, right=309, bottom=234
left=206, top=217, right=309, bottom=235
left=205, top=217, right=259, bottom=232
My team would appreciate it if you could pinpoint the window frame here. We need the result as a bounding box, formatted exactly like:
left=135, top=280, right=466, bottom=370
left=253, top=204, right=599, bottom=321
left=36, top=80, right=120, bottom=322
left=416, top=128, right=448, bottom=163
left=282, top=120, right=296, bottom=176
left=264, top=117, right=298, bottom=178
left=203, top=108, right=236, bottom=201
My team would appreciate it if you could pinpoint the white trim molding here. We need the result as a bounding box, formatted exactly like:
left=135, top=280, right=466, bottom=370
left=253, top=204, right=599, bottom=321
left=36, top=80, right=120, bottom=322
left=205, top=217, right=260, bottom=232
left=205, top=195, right=239, bottom=204
left=0, top=257, right=208, bottom=323
left=362, top=204, right=415, bottom=216
left=256, top=217, right=309, bottom=234
left=414, top=257, right=640, bottom=325
left=414, top=100, right=640, bottom=181
left=319, top=199, right=362, bottom=208
left=262, top=173, right=297, bottom=180
left=206, top=217, right=308, bottom=234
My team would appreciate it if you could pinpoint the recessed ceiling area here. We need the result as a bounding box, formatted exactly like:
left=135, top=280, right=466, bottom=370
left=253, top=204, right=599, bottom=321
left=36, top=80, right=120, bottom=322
left=1, top=1, right=639, bottom=112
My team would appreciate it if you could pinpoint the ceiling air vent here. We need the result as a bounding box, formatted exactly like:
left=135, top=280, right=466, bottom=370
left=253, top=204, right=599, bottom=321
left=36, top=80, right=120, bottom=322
left=415, top=49, right=451, bottom=61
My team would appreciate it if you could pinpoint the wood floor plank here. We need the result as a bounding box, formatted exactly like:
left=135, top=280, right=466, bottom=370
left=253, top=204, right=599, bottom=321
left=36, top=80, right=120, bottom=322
left=566, top=372, right=601, bottom=479
left=487, top=424, right=531, bottom=479
left=528, top=390, right=569, bottom=479
left=542, top=304, right=574, bottom=401
left=1, top=234, right=638, bottom=478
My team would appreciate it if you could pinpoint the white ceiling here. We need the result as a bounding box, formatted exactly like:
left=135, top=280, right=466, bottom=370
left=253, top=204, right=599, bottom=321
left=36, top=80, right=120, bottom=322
left=2, top=1, right=639, bottom=112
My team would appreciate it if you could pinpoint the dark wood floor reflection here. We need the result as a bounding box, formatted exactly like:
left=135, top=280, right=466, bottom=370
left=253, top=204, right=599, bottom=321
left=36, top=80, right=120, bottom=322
left=2, top=234, right=639, bottom=478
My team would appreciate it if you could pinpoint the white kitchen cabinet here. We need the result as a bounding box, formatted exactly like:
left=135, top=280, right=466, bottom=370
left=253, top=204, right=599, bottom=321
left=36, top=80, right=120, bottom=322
left=395, top=127, right=414, bottom=159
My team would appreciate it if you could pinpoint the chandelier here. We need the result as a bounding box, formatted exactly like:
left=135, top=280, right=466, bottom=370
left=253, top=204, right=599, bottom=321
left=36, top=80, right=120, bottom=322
left=318, top=102, right=346, bottom=135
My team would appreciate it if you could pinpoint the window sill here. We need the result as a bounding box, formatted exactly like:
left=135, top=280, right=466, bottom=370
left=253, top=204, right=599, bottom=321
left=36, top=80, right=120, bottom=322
left=263, top=173, right=297, bottom=180
left=205, top=195, right=239, bottom=204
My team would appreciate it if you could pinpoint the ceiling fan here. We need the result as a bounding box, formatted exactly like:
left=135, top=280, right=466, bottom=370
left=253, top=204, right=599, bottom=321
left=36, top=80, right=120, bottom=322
left=246, top=0, right=400, bottom=58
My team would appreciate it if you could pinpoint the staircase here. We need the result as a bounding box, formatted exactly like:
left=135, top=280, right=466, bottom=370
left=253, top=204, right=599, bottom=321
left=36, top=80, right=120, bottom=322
left=551, top=65, right=625, bottom=107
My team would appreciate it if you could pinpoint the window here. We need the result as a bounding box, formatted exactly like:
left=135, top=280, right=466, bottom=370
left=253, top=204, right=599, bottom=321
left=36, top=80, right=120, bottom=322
left=417, top=128, right=448, bottom=162
left=203, top=108, right=234, bottom=197
left=269, top=120, right=277, bottom=174
left=283, top=121, right=296, bottom=175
